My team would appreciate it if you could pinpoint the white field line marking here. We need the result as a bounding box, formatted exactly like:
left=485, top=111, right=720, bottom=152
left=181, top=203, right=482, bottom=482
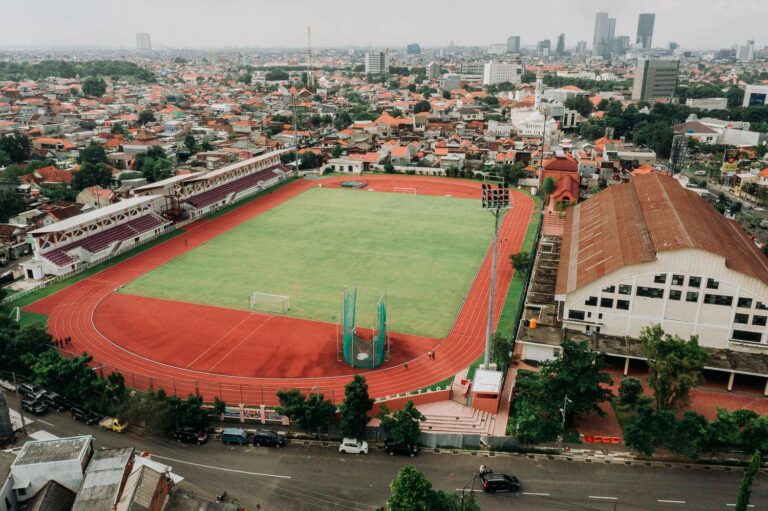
left=150, top=454, right=291, bottom=479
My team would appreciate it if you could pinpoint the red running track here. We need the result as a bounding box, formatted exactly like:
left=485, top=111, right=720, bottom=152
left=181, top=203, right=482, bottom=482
left=26, top=175, right=534, bottom=405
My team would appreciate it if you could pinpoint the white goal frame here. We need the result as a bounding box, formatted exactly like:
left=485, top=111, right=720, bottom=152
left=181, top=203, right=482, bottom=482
left=7, top=306, right=19, bottom=323
left=393, top=187, right=418, bottom=195
left=249, top=292, right=290, bottom=313
left=483, top=174, right=505, bottom=186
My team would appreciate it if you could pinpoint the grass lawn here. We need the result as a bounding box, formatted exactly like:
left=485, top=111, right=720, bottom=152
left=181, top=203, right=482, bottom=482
left=122, top=187, right=493, bottom=338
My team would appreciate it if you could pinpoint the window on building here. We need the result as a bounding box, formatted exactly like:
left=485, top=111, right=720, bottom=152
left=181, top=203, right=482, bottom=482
left=753, top=315, right=767, bottom=326
left=689, top=276, right=701, bottom=288
left=600, top=298, right=614, bottom=308
left=671, top=274, right=685, bottom=286
left=732, top=330, right=762, bottom=343
left=703, top=294, right=733, bottom=306
left=707, top=278, right=719, bottom=290
left=636, top=286, right=664, bottom=298
left=616, top=300, right=630, bottom=310
left=618, top=284, right=632, bottom=295
left=585, top=296, right=598, bottom=306
left=686, top=291, right=699, bottom=302
left=602, top=285, right=615, bottom=293
left=757, top=302, right=768, bottom=311
left=734, top=313, right=749, bottom=324
left=568, top=310, right=585, bottom=321
left=669, top=290, right=682, bottom=301
left=654, top=274, right=667, bottom=284
left=738, top=297, right=753, bottom=308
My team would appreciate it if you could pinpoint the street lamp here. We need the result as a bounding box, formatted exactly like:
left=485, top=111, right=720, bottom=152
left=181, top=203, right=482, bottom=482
left=559, top=395, right=572, bottom=449
left=480, top=183, right=511, bottom=369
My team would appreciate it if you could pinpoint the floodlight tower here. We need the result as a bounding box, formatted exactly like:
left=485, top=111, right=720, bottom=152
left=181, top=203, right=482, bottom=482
left=481, top=183, right=512, bottom=369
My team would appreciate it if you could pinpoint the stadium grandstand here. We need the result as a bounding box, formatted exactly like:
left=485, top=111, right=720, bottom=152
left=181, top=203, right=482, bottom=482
left=26, top=195, right=171, bottom=277
left=132, top=148, right=294, bottom=219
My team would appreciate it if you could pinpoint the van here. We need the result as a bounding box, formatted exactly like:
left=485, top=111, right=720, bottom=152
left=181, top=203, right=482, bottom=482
left=41, top=391, right=68, bottom=411
left=221, top=428, right=249, bottom=445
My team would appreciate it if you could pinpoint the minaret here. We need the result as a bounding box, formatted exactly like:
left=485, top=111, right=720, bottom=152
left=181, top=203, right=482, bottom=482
left=534, top=61, right=544, bottom=111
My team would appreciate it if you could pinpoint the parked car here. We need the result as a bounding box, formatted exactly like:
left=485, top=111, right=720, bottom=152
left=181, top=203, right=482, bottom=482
left=339, top=438, right=368, bottom=454
left=384, top=440, right=419, bottom=457
left=71, top=406, right=100, bottom=425
left=221, top=428, right=249, bottom=446
left=173, top=428, right=209, bottom=445
left=18, top=382, right=44, bottom=398
left=252, top=429, right=286, bottom=448
left=41, top=391, right=68, bottom=412
left=99, top=417, right=128, bottom=433
left=21, top=397, right=48, bottom=416
left=480, top=472, right=521, bottom=493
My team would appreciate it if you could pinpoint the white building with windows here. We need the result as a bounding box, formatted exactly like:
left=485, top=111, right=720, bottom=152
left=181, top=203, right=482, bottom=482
left=554, top=173, right=768, bottom=350
left=364, top=52, right=388, bottom=75
left=482, top=61, right=522, bottom=86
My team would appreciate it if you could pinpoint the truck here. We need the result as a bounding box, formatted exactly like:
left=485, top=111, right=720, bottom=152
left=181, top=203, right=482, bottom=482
left=99, top=417, right=128, bottom=433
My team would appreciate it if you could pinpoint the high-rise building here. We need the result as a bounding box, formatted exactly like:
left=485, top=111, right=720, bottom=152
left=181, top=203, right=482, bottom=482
left=507, top=36, right=521, bottom=54
left=537, top=39, right=551, bottom=56
left=482, top=61, right=523, bottom=86
left=738, top=40, right=755, bottom=62
left=593, top=12, right=613, bottom=58
left=631, top=58, right=680, bottom=101
left=556, top=34, right=565, bottom=55
left=136, top=33, right=151, bottom=52
left=364, top=52, right=388, bottom=74
left=427, top=62, right=441, bottom=80
left=575, top=40, right=588, bottom=55
left=636, top=13, right=655, bottom=49
left=668, top=42, right=679, bottom=51
left=406, top=43, right=421, bottom=55
left=613, top=36, right=630, bottom=55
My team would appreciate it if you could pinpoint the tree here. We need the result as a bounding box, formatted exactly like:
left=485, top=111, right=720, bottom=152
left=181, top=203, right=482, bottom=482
left=200, top=139, right=214, bottom=152
left=726, top=86, right=745, bottom=109
left=564, top=96, right=593, bottom=117
left=72, top=162, right=113, bottom=191
left=640, top=324, right=708, bottom=411
left=414, top=100, right=431, bottom=114
left=542, top=176, right=556, bottom=196
left=138, top=110, right=156, bottom=125
left=333, top=111, right=353, bottom=131
left=28, top=351, right=107, bottom=412
left=442, top=90, right=451, bottom=100
left=82, top=76, right=107, bottom=97
left=0, top=190, right=27, bottom=222
left=135, top=146, right=173, bottom=183
left=509, top=252, right=533, bottom=275
left=276, top=388, right=335, bottom=434
left=388, top=466, right=477, bottom=511
left=623, top=406, right=660, bottom=455
left=77, top=142, right=108, bottom=165
left=79, top=120, right=97, bottom=130
left=634, top=121, right=674, bottom=158
left=0, top=149, right=8, bottom=167
left=110, top=124, right=127, bottom=135
left=0, top=132, right=31, bottom=164
left=299, top=151, right=321, bottom=170
left=331, top=144, right=343, bottom=158
left=379, top=401, right=425, bottom=446
left=618, top=377, right=643, bottom=406
left=736, top=450, right=762, bottom=511
left=212, top=396, right=227, bottom=417
left=339, top=375, right=374, bottom=440
left=103, top=372, right=127, bottom=409
left=0, top=321, right=52, bottom=375
left=171, top=394, right=209, bottom=432
left=184, top=134, right=198, bottom=154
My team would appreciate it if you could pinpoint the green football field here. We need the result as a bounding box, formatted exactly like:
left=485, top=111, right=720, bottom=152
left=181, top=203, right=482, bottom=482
left=122, top=187, right=493, bottom=338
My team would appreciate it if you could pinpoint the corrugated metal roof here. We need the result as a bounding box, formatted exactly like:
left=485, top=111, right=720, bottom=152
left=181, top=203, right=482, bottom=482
left=72, top=447, right=134, bottom=511
left=13, top=436, right=91, bottom=466
left=556, top=173, right=768, bottom=295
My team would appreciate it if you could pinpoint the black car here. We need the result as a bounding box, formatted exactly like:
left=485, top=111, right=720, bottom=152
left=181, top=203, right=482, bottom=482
left=480, top=472, right=521, bottom=493
left=70, top=405, right=100, bottom=425
left=173, top=428, right=209, bottom=445
left=41, top=391, right=68, bottom=412
left=18, top=382, right=44, bottom=398
left=384, top=440, right=419, bottom=457
left=252, top=429, right=286, bottom=448
left=21, top=397, right=48, bottom=416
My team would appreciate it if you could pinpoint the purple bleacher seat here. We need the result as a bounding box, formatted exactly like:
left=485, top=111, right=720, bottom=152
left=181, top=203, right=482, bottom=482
left=186, top=164, right=284, bottom=209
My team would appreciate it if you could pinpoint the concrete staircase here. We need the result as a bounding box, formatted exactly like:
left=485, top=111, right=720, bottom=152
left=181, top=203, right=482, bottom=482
left=417, top=401, right=496, bottom=436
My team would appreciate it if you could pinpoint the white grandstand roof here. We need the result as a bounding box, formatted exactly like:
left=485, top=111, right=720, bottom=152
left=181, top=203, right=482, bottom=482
left=30, top=195, right=160, bottom=234
left=132, top=173, right=203, bottom=193
left=189, top=148, right=292, bottom=182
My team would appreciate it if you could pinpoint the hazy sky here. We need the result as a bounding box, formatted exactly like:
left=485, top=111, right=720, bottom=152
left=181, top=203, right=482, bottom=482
left=1, top=0, right=763, bottom=51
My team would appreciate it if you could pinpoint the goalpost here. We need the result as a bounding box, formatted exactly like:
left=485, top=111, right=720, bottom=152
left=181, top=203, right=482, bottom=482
left=249, top=292, right=290, bottom=313
left=484, top=174, right=505, bottom=186
left=7, top=307, right=19, bottom=323
left=393, top=187, right=417, bottom=195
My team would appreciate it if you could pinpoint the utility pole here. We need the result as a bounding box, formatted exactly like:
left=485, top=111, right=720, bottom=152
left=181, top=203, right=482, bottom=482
left=481, top=184, right=511, bottom=369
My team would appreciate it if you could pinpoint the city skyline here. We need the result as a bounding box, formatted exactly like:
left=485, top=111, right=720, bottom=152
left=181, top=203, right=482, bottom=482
left=0, top=0, right=764, bottom=51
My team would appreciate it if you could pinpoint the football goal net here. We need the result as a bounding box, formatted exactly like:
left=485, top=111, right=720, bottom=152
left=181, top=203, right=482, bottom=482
left=394, top=187, right=417, bottom=195
left=484, top=174, right=505, bottom=186
left=249, top=292, right=290, bottom=313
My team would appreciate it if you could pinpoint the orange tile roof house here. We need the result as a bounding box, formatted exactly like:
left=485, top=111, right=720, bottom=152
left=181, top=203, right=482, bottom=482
left=554, top=173, right=768, bottom=352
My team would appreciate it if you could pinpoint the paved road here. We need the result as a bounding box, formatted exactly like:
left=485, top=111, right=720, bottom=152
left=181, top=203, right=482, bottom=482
left=7, top=395, right=766, bottom=511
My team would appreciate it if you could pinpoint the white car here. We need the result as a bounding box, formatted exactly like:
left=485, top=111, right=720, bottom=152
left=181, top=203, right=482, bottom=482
left=339, top=438, right=368, bottom=454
